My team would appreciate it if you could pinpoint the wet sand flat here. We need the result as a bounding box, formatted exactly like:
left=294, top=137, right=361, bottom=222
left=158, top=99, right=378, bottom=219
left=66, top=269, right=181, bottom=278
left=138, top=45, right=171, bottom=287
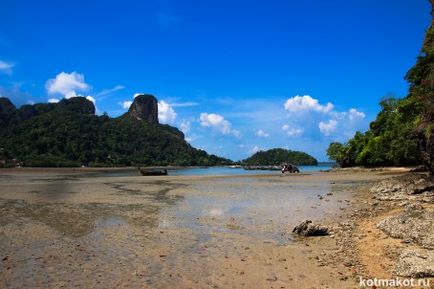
left=0, top=169, right=401, bottom=288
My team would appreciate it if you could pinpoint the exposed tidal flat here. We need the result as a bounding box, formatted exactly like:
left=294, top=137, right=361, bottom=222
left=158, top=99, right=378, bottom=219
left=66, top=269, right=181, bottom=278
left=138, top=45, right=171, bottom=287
left=0, top=168, right=431, bottom=288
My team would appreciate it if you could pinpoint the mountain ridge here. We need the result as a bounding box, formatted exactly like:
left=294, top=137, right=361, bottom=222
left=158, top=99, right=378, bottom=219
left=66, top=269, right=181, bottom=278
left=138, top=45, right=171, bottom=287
left=0, top=95, right=232, bottom=167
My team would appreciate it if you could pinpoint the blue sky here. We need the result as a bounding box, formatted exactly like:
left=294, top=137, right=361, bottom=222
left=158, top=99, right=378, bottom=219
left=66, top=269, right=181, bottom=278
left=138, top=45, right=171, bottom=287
left=0, top=0, right=431, bottom=161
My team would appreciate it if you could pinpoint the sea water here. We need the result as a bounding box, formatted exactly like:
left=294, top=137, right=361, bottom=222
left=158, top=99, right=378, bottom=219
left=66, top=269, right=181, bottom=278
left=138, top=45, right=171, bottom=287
left=86, top=163, right=334, bottom=178
left=168, top=164, right=333, bottom=176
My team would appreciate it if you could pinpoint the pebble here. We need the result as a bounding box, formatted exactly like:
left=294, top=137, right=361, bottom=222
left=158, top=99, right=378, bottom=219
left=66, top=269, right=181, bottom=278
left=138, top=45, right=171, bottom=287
left=266, top=276, right=278, bottom=282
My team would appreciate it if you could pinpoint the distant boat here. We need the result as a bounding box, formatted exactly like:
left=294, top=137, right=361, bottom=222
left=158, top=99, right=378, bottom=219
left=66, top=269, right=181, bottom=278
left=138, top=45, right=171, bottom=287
left=137, top=167, right=168, bottom=176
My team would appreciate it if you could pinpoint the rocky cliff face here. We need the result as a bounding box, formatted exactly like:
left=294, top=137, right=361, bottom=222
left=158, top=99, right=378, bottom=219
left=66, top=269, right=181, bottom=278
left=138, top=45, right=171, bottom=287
left=128, top=94, right=158, bottom=124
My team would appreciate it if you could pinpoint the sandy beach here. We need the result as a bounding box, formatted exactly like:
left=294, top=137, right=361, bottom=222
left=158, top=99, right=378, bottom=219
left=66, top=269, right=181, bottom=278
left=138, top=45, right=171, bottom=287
left=0, top=168, right=432, bottom=288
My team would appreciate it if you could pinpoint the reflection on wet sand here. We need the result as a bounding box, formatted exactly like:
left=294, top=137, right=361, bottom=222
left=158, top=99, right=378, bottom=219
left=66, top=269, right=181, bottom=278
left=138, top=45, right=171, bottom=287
left=0, top=169, right=392, bottom=288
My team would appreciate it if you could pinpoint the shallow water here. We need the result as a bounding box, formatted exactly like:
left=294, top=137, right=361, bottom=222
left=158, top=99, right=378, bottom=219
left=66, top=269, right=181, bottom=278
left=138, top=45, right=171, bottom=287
left=168, top=165, right=333, bottom=176
left=0, top=171, right=363, bottom=289
left=158, top=177, right=349, bottom=245
left=79, top=164, right=334, bottom=178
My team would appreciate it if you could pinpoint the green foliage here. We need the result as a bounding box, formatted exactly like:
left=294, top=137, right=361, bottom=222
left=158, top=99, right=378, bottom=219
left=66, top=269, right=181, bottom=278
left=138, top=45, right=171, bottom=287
left=405, top=4, right=434, bottom=172
left=326, top=142, right=345, bottom=164
left=329, top=2, right=432, bottom=170
left=0, top=99, right=232, bottom=167
left=242, top=148, right=318, bottom=166
left=327, top=97, right=423, bottom=167
left=23, top=155, right=81, bottom=167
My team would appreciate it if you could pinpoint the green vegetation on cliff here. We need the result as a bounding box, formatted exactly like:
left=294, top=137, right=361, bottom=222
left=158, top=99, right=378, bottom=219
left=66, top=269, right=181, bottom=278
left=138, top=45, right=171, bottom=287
left=242, top=148, right=318, bottom=166
left=327, top=97, right=423, bottom=167
left=0, top=96, right=232, bottom=167
left=327, top=2, right=433, bottom=171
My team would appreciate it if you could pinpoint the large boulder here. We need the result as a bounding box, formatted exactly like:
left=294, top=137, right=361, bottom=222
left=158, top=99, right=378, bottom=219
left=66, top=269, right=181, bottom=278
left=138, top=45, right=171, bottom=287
left=128, top=94, right=158, bottom=123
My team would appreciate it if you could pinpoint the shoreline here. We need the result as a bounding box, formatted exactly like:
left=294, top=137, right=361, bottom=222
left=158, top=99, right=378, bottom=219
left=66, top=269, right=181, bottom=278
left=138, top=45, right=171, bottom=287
left=339, top=172, right=434, bottom=283
left=0, top=164, right=418, bottom=172
left=0, top=169, right=432, bottom=288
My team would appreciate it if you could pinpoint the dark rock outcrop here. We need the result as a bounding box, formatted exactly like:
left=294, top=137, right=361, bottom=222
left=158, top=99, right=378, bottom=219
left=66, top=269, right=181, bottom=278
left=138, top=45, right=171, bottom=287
left=292, top=220, right=329, bottom=236
left=128, top=94, right=158, bottom=123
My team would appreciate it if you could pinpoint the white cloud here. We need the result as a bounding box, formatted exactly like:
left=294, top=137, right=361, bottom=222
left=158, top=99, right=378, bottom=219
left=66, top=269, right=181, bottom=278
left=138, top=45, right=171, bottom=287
left=200, top=113, right=232, bottom=135
left=287, top=128, right=303, bottom=136
left=0, top=60, right=14, bottom=74
left=179, top=121, right=191, bottom=134
left=96, top=85, right=125, bottom=97
left=284, top=95, right=334, bottom=114
left=85, top=95, right=99, bottom=114
left=232, top=129, right=241, bottom=138
left=199, top=113, right=240, bottom=137
left=319, top=119, right=338, bottom=136
left=281, top=95, right=367, bottom=140
left=46, top=71, right=89, bottom=98
left=178, top=121, right=196, bottom=142
left=282, top=124, right=303, bottom=137
left=86, top=96, right=95, bottom=104
left=48, top=98, right=60, bottom=103
left=332, top=108, right=366, bottom=121
left=348, top=108, right=366, bottom=121
left=256, top=129, right=269, bottom=138
left=250, top=146, right=260, bottom=154
left=171, top=102, right=199, bottom=107
left=158, top=100, right=177, bottom=124
left=120, top=100, right=133, bottom=109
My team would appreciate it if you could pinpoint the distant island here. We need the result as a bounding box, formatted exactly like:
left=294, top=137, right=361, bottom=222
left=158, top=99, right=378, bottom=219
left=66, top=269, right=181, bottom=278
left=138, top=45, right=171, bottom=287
left=241, top=148, right=318, bottom=166
left=0, top=94, right=232, bottom=167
